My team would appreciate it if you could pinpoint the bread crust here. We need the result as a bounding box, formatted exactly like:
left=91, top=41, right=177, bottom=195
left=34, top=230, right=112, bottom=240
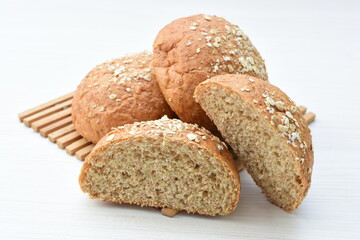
left=72, top=51, right=175, bottom=143
left=194, top=74, right=314, bottom=211
left=152, top=14, right=267, bottom=132
left=79, top=117, right=240, bottom=216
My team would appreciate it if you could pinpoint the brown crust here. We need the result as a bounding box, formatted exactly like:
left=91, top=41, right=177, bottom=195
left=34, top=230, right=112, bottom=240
left=72, top=51, right=175, bottom=143
left=152, top=14, right=267, bottom=133
left=79, top=117, right=240, bottom=216
left=194, top=74, right=314, bottom=211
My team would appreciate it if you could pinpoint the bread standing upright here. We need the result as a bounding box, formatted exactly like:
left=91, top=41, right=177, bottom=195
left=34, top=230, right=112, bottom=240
left=195, top=74, right=313, bottom=211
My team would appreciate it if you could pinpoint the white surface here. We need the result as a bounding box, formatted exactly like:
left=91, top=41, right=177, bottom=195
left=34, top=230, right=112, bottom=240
left=1, top=0, right=360, bottom=239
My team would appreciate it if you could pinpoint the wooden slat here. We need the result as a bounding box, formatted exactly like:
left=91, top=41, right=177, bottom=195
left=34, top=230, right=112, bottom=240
left=56, top=131, right=82, bottom=149
left=75, top=144, right=95, bottom=161
left=23, top=99, right=72, bottom=127
left=298, top=105, right=307, bottom=114
left=39, top=116, right=73, bottom=137
left=31, top=107, right=72, bottom=132
left=18, top=92, right=74, bottom=122
left=304, top=112, right=316, bottom=125
left=161, top=208, right=179, bottom=218
left=235, top=159, right=243, bottom=170
left=65, top=138, right=91, bottom=155
left=48, top=124, right=75, bottom=142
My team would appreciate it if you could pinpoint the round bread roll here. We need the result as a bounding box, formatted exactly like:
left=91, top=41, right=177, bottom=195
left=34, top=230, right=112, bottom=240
left=79, top=116, right=240, bottom=216
left=194, top=74, right=313, bottom=212
left=72, top=51, right=175, bottom=143
left=152, top=14, right=268, bottom=132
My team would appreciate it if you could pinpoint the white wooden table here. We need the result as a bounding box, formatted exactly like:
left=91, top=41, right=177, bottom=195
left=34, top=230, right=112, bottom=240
left=1, top=0, right=359, bottom=239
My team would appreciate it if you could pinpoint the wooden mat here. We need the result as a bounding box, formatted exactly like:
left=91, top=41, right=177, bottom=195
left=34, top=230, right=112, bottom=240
left=18, top=92, right=316, bottom=161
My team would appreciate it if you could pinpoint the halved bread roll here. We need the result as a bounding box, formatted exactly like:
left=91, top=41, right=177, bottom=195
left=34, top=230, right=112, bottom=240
left=79, top=116, right=240, bottom=216
left=194, top=74, right=313, bottom=212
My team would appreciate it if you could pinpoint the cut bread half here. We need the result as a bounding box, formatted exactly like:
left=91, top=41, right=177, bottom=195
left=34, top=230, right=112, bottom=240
left=194, top=74, right=313, bottom=212
left=79, top=116, right=240, bottom=216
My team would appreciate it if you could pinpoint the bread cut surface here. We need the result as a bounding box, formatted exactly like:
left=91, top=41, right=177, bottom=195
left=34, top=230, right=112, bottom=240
left=152, top=14, right=267, bottom=133
left=194, top=74, right=313, bottom=212
left=72, top=51, right=175, bottom=143
left=79, top=116, right=240, bottom=216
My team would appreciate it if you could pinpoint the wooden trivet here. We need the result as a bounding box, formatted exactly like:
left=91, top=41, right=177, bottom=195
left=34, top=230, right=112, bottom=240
left=18, top=92, right=316, bottom=162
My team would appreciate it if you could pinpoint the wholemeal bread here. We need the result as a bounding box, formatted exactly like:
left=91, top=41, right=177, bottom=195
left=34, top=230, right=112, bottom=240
left=194, top=74, right=313, bottom=211
left=152, top=14, right=268, bottom=133
left=79, top=116, right=240, bottom=216
left=72, top=51, right=175, bottom=143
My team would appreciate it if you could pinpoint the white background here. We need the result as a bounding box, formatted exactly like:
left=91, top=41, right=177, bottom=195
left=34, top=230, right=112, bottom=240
left=1, top=0, right=359, bottom=239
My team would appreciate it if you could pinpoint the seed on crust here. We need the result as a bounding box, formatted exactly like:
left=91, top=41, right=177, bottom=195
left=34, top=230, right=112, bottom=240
left=106, top=134, right=115, bottom=141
